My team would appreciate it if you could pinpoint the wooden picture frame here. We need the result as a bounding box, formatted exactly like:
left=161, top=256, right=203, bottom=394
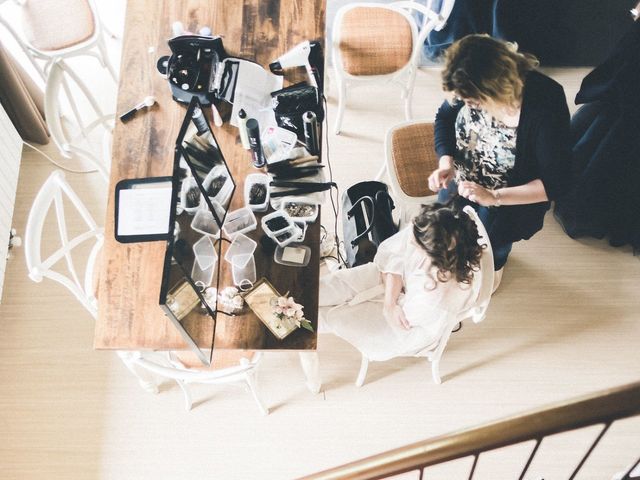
left=243, top=278, right=298, bottom=340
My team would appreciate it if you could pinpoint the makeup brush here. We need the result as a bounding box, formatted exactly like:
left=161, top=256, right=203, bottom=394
left=120, top=96, right=156, bottom=122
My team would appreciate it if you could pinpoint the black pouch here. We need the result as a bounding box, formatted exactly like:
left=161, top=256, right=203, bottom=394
left=157, top=35, right=227, bottom=106
left=271, top=83, right=324, bottom=139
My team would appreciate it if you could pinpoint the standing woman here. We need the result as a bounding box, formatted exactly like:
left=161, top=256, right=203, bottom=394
left=429, top=34, right=571, bottom=280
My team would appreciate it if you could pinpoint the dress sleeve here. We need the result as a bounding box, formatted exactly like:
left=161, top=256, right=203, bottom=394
left=373, top=227, right=411, bottom=276
left=535, top=85, right=572, bottom=201
left=434, top=99, right=463, bottom=158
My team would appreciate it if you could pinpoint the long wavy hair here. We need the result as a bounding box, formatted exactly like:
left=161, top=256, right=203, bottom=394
left=441, top=34, right=539, bottom=109
left=412, top=202, right=483, bottom=286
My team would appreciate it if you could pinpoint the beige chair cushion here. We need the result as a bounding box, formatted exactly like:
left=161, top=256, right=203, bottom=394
left=391, top=123, right=437, bottom=198
left=22, top=0, right=95, bottom=52
left=338, top=7, right=413, bottom=76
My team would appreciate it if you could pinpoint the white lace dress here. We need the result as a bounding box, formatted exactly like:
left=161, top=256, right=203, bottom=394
left=320, top=227, right=480, bottom=361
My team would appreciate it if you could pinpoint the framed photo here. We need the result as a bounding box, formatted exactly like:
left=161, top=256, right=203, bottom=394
left=243, top=278, right=298, bottom=340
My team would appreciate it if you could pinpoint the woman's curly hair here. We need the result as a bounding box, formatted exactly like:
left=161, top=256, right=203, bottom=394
left=412, top=202, right=483, bottom=285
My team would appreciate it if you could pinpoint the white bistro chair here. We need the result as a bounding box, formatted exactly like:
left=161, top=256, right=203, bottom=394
left=331, top=0, right=453, bottom=134
left=381, top=120, right=439, bottom=223
left=354, top=206, right=494, bottom=386
left=45, top=58, right=114, bottom=181
left=24, top=169, right=103, bottom=314
left=24, top=171, right=269, bottom=414
left=0, top=0, right=117, bottom=82
left=118, top=351, right=269, bottom=415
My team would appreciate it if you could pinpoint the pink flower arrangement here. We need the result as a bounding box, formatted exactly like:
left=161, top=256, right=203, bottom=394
left=270, top=295, right=313, bottom=332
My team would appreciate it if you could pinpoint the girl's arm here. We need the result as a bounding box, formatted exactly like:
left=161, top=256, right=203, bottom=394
left=382, top=272, right=410, bottom=330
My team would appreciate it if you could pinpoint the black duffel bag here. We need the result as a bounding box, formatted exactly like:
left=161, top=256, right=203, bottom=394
left=341, top=181, right=398, bottom=268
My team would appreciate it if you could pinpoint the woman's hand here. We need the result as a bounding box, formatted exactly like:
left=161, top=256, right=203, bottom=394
left=383, top=304, right=410, bottom=330
left=458, top=181, right=496, bottom=207
left=428, top=167, right=454, bottom=192
left=428, top=155, right=455, bottom=192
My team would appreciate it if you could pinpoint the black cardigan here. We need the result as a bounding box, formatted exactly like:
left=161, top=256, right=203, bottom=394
left=434, top=70, right=571, bottom=243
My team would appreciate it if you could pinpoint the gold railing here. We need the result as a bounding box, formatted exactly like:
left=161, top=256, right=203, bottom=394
left=300, top=381, right=640, bottom=480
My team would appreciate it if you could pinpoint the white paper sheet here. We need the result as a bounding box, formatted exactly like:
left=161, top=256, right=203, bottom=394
left=117, top=184, right=173, bottom=237
left=227, top=59, right=282, bottom=129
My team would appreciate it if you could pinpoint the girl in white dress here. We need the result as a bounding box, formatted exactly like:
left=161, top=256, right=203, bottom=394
left=320, top=202, right=485, bottom=361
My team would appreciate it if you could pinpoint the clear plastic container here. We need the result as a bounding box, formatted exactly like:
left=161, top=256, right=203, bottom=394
left=293, top=220, right=307, bottom=242
left=274, top=244, right=311, bottom=267
left=224, top=232, right=257, bottom=265
left=202, top=165, right=233, bottom=207
left=180, top=176, right=201, bottom=215
left=232, top=254, right=256, bottom=290
left=192, top=235, right=217, bottom=270
left=190, top=205, right=222, bottom=237
left=191, top=258, right=214, bottom=286
left=244, top=173, right=270, bottom=212
left=261, top=210, right=294, bottom=236
left=261, top=126, right=297, bottom=164
left=280, top=196, right=319, bottom=223
left=273, top=224, right=302, bottom=247
left=222, top=207, right=257, bottom=238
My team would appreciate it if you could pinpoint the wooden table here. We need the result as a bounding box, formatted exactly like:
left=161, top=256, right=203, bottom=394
left=95, top=0, right=326, bottom=372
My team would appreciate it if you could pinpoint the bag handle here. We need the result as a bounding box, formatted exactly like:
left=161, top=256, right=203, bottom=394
left=347, top=196, right=376, bottom=246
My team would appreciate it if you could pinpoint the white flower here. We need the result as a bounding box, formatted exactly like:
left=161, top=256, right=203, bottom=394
left=220, top=286, right=238, bottom=300
left=277, top=297, right=287, bottom=307
left=285, top=308, right=296, bottom=317
left=232, top=295, right=243, bottom=307
left=274, top=306, right=283, bottom=315
left=295, top=309, right=304, bottom=319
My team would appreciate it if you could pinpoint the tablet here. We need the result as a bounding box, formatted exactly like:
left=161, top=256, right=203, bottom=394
left=114, top=176, right=174, bottom=243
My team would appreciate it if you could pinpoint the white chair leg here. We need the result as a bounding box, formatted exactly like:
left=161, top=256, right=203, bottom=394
left=355, top=355, right=369, bottom=387
left=334, top=77, right=347, bottom=135
left=404, top=92, right=413, bottom=120
left=404, top=69, right=417, bottom=120
left=374, top=162, right=387, bottom=181
left=116, top=351, right=159, bottom=394
left=399, top=206, right=409, bottom=228
left=98, top=36, right=118, bottom=81
left=298, top=352, right=322, bottom=394
left=245, top=371, right=269, bottom=416
left=175, top=379, right=193, bottom=411
left=430, top=357, right=442, bottom=385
